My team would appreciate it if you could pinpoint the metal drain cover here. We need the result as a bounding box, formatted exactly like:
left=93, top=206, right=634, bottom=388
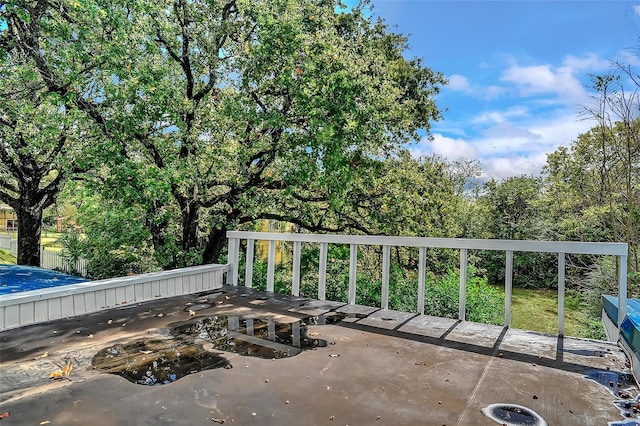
left=482, top=403, right=548, bottom=426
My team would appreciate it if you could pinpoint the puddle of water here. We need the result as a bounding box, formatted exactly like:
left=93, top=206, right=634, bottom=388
left=92, top=340, right=229, bottom=385
left=586, top=369, right=640, bottom=423
left=173, top=316, right=327, bottom=354
left=92, top=315, right=328, bottom=386
left=585, top=370, right=638, bottom=399
left=614, top=399, right=640, bottom=419
left=481, top=403, right=548, bottom=426
left=307, top=312, right=365, bottom=325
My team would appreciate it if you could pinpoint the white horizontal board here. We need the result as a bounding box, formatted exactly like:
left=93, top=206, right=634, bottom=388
left=227, top=231, right=627, bottom=256
left=1, top=264, right=228, bottom=331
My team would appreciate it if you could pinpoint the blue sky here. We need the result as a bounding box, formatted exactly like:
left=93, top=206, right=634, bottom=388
left=357, top=1, right=640, bottom=179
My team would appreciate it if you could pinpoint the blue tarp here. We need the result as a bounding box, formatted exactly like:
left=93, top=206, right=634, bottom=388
left=0, top=264, right=88, bottom=295
left=602, top=294, right=640, bottom=355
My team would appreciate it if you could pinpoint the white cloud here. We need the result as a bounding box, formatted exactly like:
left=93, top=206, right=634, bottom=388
left=471, top=107, right=530, bottom=125
left=444, top=74, right=506, bottom=100
left=411, top=134, right=479, bottom=160
left=447, top=74, right=471, bottom=91
left=562, top=53, right=610, bottom=72
left=482, top=153, right=549, bottom=180
left=501, top=63, right=585, bottom=100
left=412, top=109, right=598, bottom=180
left=634, top=5, right=640, bottom=16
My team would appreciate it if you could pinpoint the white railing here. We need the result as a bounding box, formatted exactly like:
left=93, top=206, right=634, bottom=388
left=0, top=263, right=229, bottom=330
left=41, top=247, right=88, bottom=277
left=226, top=231, right=629, bottom=337
left=0, top=234, right=16, bottom=256
left=0, top=234, right=11, bottom=251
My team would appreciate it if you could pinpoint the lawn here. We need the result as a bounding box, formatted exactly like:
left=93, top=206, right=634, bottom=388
left=0, top=249, right=16, bottom=264
left=41, top=232, right=63, bottom=251
left=508, top=287, right=596, bottom=338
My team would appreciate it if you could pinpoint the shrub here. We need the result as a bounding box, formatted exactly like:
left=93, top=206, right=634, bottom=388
left=423, top=268, right=505, bottom=324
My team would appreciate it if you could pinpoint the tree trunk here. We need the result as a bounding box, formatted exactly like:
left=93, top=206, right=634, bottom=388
left=202, top=226, right=227, bottom=264
left=16, top=203, right=43, bottom=267
left=180, top=199, right=200, bottom=254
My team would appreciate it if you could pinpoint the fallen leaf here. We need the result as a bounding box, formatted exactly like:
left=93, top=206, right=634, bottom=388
left=40, top=421, right=50, bottom=425
left=33, top=352, right=49, bottom=360
left=50, top=369, right=64, bottom=380
left=189, top=310, right=196, bottom=316
left=107, top=320, right=113, bottom=325
left=0, top=411, right=9, bottom=419
left=50, top=360, right=74, bottom=380
left=62, top=361, right=73, bottom=377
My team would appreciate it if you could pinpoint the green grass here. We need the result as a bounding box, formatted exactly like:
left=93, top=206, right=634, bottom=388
left=0, top=249, right=16, bottom=264
left=41, top=232, right=63, bottom=250
left=507, top=287, right=597, bottom=338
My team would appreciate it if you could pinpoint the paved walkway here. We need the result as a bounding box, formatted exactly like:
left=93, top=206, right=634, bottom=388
left=0, top=286, right=636, bottom=425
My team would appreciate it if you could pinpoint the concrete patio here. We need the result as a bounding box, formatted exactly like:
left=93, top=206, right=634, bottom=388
left=0, top=286, right=636, bottom=425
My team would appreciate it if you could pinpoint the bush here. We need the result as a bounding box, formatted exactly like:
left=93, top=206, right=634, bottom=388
left=423, top=268, right=505, bottom=324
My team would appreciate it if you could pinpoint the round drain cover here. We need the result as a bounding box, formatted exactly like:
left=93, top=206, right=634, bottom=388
left=481, top=403, right=548, bottom=426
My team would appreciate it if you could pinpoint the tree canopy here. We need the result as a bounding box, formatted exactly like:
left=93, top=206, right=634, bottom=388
left=1, top=0, right=446, bottom=268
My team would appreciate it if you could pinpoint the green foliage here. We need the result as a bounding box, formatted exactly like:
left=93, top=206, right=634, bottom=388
left=60, top=228, right=84, bottom=276
left=423, top=268, right=505, bottom=324
left=247, top=243, right=504, bottom=325
left=60, top=186, right=159, bottom=279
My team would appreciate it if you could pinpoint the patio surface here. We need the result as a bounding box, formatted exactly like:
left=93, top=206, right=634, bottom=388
left=0, top=286, right=636, bottom=425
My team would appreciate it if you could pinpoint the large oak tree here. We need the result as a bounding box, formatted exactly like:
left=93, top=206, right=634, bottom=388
left=3, top=0, right=446, bottom=270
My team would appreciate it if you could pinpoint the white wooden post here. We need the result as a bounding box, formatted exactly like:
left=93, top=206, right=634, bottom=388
left=459, top=248, right=468, bottom=321
left=558, top=252, right=566, bottom=336
left=267, top=240, right=276, bottom=292
left=348, top=244, right=357, bottom=305
left=418, top=247, right=426, bottom=315
left=618, top=254, right=628, bottom=335
left=292, top=241, right=302, bottom=296
left=381, top=245, right=390, bottom=310
left=505, top=250, right=513, bottom=327
left=226, top=238, right=240, bottom=285
left=318, top=242, right=328, bottom=300
left=245, top=239, right=255, bottom=288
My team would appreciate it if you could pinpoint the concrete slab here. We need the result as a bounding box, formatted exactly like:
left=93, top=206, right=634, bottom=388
left=445, top=321, right=507, bottom=349
left=358, top=309, right=418, bottom=330
left=399, top=314, right=459, bottom=339
left=0, top=287, right=635, bottom=426
left=501, top=328, right=560, bottom=360
left=287, top=299, right=345, bottom=316
left=334, top=304, right=380, bottom=323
